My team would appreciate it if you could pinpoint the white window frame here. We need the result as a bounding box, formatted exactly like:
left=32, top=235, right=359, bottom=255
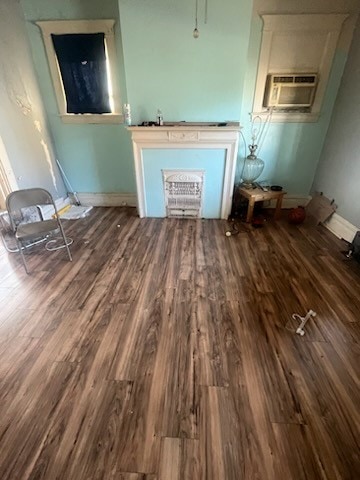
left=37, top=20, right=123, bottom=124
left=252, top=14, right=348, bottom=123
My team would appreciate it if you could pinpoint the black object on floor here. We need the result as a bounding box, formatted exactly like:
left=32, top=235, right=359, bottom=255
left=346, top=231, right=360, bottom=262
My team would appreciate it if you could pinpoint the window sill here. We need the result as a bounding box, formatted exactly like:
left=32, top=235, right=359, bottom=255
left=60, top=113, right=124, bottom=124
left=251, top=111, right=320, bottom=123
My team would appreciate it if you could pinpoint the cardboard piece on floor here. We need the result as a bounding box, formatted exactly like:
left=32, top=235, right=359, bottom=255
left=306, top=192, right=337, bottom=225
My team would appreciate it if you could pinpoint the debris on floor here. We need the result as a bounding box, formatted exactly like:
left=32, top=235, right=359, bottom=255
left=306, top=191, right=337, bottom=225
left=59, top=205, right=93, bottom=220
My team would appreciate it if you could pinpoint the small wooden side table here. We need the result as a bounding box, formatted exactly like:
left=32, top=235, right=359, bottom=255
left=239, top=187, right=286, bottom=223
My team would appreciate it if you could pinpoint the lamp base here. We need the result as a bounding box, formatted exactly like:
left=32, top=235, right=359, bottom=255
left=240, top=181, right=256, bottom=189
left=241, top=149, right=265, bottom=188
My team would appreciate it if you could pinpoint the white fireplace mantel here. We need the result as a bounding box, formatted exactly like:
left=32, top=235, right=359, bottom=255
left=128, top=122, right=241, bottom=219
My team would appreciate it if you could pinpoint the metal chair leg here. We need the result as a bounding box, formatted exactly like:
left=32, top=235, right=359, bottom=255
left=58, top=222, right=72, bottom=262
left=16, top=238, right=29, bottom=274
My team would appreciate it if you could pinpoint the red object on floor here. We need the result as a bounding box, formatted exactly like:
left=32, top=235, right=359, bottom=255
left=288, top=206, right=306, bottom=224
left=252, top=216, right=265, bottom=228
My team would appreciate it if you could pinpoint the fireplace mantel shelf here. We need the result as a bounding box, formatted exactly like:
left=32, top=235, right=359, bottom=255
left=127, top=123, right=241, bottom=219
left=128, top=121, right=241, bottom=130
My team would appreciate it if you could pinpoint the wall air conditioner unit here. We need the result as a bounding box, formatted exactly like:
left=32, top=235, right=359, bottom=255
left=263, top=73, right=318, bottom=109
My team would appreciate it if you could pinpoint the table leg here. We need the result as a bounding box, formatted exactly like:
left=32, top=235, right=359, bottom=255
left=275, top=196, right=283, bottom=220
left=246, top=199, right=255, bottom=223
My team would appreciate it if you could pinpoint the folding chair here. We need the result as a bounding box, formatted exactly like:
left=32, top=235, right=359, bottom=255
left=6, top=188, right=72, bottom=273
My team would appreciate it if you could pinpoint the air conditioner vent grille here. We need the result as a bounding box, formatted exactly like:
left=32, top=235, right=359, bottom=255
left=294, top=75, right=316, bottom=83
left=272, top=75, right=317, bottom=84
left=273, top=76, right=294, bottom=83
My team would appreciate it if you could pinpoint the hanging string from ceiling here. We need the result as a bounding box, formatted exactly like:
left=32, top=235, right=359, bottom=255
left=192, top=0, right=209, bottom=39
left=193, top=0, right=199, bottom=38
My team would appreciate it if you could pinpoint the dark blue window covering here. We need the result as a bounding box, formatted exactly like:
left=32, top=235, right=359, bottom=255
left=51, top=33, right=111, bottom=114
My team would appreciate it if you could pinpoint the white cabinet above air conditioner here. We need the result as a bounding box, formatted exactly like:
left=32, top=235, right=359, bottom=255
left=264, top=73, right=318, bottom=109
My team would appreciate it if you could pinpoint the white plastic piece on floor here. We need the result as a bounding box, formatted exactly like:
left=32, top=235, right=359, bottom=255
left=292, top=310, right=317, bottom=336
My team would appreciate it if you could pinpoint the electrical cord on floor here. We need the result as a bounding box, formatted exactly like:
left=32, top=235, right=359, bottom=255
left=45, top=237, right=73, bottom=251
left=225, top=218, right=241, bottom=237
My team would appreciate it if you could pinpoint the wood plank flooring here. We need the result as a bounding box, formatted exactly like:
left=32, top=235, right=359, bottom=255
left=0, top=207, right=359, bottom=479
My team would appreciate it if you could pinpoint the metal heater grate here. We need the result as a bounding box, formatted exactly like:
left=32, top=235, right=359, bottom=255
left=163, top=170, right=205, bottom=218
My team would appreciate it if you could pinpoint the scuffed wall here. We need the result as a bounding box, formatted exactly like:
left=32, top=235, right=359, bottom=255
left=311, top=17, right=360, bottom=227
left=0, top=0, right=65, bottom=199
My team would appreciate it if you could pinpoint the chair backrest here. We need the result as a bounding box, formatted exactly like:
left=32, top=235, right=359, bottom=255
left=6, top=188, right=55, bottom=214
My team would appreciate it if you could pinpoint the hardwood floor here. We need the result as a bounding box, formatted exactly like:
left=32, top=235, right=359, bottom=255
left=0, top=207, right=359, bottom=479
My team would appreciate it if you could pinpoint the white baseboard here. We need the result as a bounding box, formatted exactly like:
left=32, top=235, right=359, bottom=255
left=266, top=194, right=311, bottom=209
left=77, top=193, right=137, bottom=207
left=77, top=193, right=310, bottom=212
left=324, top=213, right=358, bottom=243
left=283, top=195, right=312, bottom=209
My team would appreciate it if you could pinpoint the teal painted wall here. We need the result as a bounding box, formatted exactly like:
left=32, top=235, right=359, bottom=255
left=117, top=0, right=252, bottom=218
left=143, top=149, right=226, bottom=218
left=21, top=0, right=253, bottom=198
left=20, top=0, right=351, bottom=201
left=21, top=0, right=135, bottom=194
left=118, top=0, right=252, bottom=124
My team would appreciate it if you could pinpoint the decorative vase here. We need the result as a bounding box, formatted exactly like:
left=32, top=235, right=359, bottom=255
left=288, top=206, right=306, bottom=224
left=241, top=144, right=265, bottom=188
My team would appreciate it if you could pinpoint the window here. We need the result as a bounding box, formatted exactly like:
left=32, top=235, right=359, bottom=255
left=37, top=20, right=123, bottom=124
left=52, top=33, right=111, bottom=115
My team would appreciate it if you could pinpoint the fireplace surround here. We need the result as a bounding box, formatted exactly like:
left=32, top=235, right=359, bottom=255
left=128, top=123, right=241, bottom=219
